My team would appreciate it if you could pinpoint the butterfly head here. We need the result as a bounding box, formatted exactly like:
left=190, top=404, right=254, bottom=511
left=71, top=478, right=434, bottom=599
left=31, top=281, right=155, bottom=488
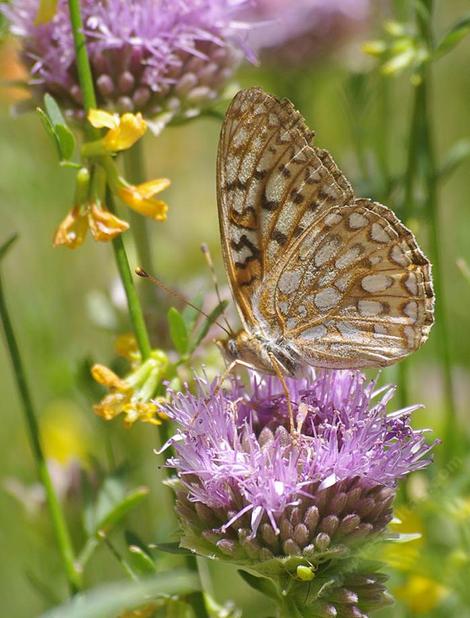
left=218, top=329, right=278, bottom=374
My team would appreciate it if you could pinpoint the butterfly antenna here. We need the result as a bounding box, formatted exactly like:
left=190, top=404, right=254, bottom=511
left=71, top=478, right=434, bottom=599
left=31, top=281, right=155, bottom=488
left=135, top=267, right=232, bottom=337
left=200, top=243, right=234, bottom=336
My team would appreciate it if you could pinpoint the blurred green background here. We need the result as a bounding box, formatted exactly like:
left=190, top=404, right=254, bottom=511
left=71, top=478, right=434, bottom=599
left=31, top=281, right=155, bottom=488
left=1, top=1, right=470, bottom=616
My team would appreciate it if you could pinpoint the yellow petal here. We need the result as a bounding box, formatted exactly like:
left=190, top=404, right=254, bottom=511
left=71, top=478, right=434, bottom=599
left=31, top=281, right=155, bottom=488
left=91, top=363, right=129, bottom=391
left=88, top=204, right=129, bottom=242
left=88, top=109, right=119, bottom=130
left=34, top=0, right=58, bottom=25
left=94, top=392, right=129, bottom=421
left=115, top=333, right=139, bottom=360
left=118, top=186, right=168, bottom=221
left=103, top=113, right=147, bottom=152
left=53, top=207, right=88, bottom=249
left=136, top=178, right=171, bottom=198
left=395, top=575, right=448, bottom=614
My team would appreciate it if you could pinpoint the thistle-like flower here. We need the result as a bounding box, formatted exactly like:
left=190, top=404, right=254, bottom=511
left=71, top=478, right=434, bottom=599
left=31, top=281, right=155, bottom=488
left=4, top=0, right=256, bottom=122
left=162, top=370, right=436, bottom=615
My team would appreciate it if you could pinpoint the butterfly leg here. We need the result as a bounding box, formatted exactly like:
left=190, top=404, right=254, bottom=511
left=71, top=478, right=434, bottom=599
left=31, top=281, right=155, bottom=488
left=214, top=358, right=256, bottom=395
left=268, top=352, right=295, bottom=435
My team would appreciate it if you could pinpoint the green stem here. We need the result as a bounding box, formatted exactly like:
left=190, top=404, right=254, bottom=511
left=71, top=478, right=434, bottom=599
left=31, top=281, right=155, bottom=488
left=185, top=556, right=210, bottom=618
left=397, top=73, right=423, bottom=410
left=123, top=143, right=155, bottom=273
left=420, top=72, right=457, bottom=454
left=107, top=191, right=152, bottom=360
left=0, top=273, right=81, bottom=594
left=67, top=0, right=152, bottom=360
left=67, top=0, right=97, bottom=134
left=418, top=0, right=457, bottom=455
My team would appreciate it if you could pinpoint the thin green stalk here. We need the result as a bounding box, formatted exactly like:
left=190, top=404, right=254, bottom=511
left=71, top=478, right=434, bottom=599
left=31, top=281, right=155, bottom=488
left=420, top=71, right=457, bottom=454
left=418, top=0, right=457, bottom=455
left=397, top=76, right=423, bottom=409
left=185, top=556, right=210, bottom=618
left=107, top=191, right=152, bottom=359
left=67, top=0, right=97, bottom=122
left=0, top=272, right=81, bottom=594
left=123, top=142, right=155, bottom=273
left=67, top=0, right=152, bottom=359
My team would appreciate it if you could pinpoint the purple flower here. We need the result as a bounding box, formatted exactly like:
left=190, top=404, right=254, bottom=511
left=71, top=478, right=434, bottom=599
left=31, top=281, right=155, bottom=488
left=244, top=0, right=370, bottom=66
left=3, top=0, right=256, bottom=120
left=162, top=370, right=437, bottom=566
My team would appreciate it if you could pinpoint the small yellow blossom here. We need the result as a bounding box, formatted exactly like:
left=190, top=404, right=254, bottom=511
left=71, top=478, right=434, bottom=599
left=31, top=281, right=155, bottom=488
left=53, top=203, right=129, bottom=248
left=395, top=575, right=448, bottom=614
left=91, top=349, right=169, bottom=427
left=118, top=178, right=170, bottom=221
left=35, top=0, right=58, bottom=25
left=115, top=333, right=140, bottom=360
left=87, top=109, right=147, bottom=153
left=382, top=506, right=424, bottom=571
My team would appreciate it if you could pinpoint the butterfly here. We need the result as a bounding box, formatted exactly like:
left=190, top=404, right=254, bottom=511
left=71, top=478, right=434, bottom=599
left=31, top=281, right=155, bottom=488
left=216, top=87, right=434, bottom=376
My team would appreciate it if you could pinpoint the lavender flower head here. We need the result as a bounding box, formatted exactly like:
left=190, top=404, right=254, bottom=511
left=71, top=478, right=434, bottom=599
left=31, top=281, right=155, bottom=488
left=245, top=0, right=370, bottom=66
left=3, top=0, right=256, bottom=121
left=163, top=370, right=436, bottom=571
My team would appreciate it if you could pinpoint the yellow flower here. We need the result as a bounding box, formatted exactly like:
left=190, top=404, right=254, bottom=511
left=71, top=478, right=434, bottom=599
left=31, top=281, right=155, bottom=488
left=91, top=349, right=169, bottom=427
left=118, top=178, right=170, bottom=221
left=41, top=400, right=91, bottom=465
left=382, top=506, right=424, bottom=571
left=395, top=575, right=448, bottom=614
left=53, top=203, right=129, bottom=249
left=35, top=0, right=58, bottom=24
left=87, top=109, right=147, bottom=153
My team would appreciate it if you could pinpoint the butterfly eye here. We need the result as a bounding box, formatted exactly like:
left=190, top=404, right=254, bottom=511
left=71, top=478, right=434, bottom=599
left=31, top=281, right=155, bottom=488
left=227, top=339, right=238, bottom=358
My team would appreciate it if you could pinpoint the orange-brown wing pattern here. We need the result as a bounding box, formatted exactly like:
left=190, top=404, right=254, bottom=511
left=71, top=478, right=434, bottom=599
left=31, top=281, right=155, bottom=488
left=258, top=198, right=434, bottom=367
left=217, top=88, right=353, bottom=328
left=217, top=87, right=434, bottom=369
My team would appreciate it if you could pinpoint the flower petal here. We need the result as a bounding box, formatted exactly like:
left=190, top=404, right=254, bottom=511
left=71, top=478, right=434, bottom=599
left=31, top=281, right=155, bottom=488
left=88, top=109, right=119, bottom=130
left=53, top=207, right=88, bottom=249
left=88, top=204, right=129, bottom=242
left=103, top=112, right=147, bottom=151
left=137, top=178, right=171, bottom=198
left=118, top=186, right=168, bottom=221
left=91, top=363, right=129, bottom=391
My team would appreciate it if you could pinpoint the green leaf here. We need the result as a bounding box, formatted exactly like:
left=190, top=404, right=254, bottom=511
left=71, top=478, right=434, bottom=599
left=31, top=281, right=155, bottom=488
left=439, top=139, right=470, bottom=181
left=190, top=300, right=228, bottom=352
left=0, top=234, right=18, bottom=263
left=55, top=124, right=76, bottom=161
left=37, top=107, right=62, bottom=159
left=168, top=307, right=190, bottom=356
left=127, top=545, right=157, bottom=576
left=435, top=16, right=470, bottom=59
left=41, top=94, right=76, bottom=160
left=44, top=93, right=67, bottom=128
left=84, top=476, right=149, bottom=536
left=238, top=570, right=279, bottom=601
left=150, top=542, right=193, bottom=556
left=40, top=570, right=199, bottom=618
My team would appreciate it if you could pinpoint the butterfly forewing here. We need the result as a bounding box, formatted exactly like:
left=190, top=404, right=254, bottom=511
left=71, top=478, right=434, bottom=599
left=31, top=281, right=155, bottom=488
left=217, top=88, right=434, bottom=369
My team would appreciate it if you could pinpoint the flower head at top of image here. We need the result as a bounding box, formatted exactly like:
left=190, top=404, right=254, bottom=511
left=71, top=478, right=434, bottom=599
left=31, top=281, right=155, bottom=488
left=162, top=370, right=437, bottom=570
left=2, top=0, right=257, bottom=124
left=245, top=0, right=370, bottom=67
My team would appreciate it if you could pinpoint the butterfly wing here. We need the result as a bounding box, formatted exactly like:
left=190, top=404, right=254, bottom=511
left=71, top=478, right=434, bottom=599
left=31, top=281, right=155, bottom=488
left=217, top=87, right=353, bottom=330
left=259, top=198, right=434, bottom=367
left=218, top=88, right=434, bottom=368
